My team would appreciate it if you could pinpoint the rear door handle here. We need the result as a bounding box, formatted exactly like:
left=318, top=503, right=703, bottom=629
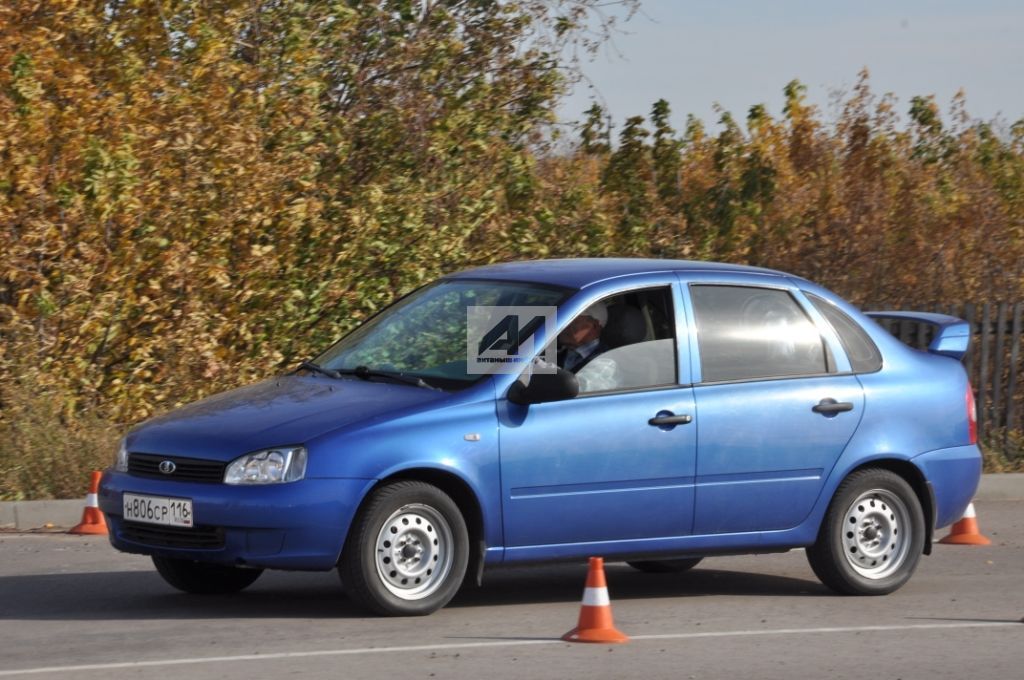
left=648, top=413, right=693, bottom=426
left=812, top=398, right=854, bottom=414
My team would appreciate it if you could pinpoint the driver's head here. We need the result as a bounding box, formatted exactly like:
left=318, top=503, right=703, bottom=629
left=558, top=302, right=607, bottom=348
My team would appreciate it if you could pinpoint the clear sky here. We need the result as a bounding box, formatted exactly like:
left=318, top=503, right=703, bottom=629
left=559, top=0, right=1024, bottom=133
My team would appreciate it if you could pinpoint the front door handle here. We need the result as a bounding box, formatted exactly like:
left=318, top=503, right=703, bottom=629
left=812, top=398, right=854, bottom=415
left=648, top=413, right=693, bottom=426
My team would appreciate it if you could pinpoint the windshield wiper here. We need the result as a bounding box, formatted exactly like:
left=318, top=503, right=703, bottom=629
left=336, top=366, right=442, bottom=391
left=294, top=360, right=342, bottom=379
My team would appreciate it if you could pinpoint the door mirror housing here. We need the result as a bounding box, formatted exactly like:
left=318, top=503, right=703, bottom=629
left=507, top=368, right=579, bottom=405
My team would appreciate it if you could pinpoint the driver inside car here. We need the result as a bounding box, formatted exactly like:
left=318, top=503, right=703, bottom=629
left=557, top=302, right=621, bottom=392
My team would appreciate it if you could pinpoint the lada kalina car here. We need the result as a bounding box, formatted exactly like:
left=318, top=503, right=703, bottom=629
left=99, top=259, right=981, bottom=615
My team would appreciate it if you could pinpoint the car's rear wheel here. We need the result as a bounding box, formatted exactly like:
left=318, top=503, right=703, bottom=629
left=626, top=557, right=703, bottom=573
left=806, top=468, right=924, bottom=595
left=339, top=480, right=469, bottom=616
left=152, top=556, right=263, bottom=594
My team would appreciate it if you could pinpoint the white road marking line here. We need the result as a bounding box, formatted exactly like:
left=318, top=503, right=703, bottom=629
left=0, top=622, right=1018, bottom=677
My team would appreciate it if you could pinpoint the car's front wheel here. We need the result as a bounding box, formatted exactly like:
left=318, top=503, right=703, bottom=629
left=152, top=556, right=263, bottom=594
left=806, top=468, right=924, bottom=595
left=339, top=480, right=469, bottom=616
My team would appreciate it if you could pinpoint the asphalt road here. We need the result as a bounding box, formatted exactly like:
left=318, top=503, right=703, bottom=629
left=1, top=501, right=1021, bottom=680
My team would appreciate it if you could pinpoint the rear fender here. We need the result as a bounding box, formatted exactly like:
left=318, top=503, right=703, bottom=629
left=808, top=453, right=935, bottom=554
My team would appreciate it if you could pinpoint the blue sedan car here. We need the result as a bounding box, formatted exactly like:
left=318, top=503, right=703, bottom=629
left=99, top=259, right=981, bottom=615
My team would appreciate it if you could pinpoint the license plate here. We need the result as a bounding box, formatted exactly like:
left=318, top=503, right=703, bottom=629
left=123, top=493, right=194, bottom=528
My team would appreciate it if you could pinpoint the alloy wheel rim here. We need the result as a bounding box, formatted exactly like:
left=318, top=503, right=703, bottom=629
left=841, top=488, right=911, bottom=579
left=374, top=503, right=453, bottom=600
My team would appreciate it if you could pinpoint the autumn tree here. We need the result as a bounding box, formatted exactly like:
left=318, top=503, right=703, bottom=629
left=0, top=0, right=638, bottom=497
left=2, top=4, right=1022, bottom=497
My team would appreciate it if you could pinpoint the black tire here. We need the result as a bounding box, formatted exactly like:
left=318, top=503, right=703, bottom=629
left=152, top=556, right=263, bottom=594
left=626, top=557, right=703, bottom=573
left=806, top=468, right=925, bottom=595
left=339, top=480, right=469, bottom=616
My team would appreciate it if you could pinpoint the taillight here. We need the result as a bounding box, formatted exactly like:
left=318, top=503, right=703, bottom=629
left=966, top=383, right=978, bottom=445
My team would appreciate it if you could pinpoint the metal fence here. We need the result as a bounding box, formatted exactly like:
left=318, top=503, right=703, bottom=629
left=872, top=302, right=1023, bottom=459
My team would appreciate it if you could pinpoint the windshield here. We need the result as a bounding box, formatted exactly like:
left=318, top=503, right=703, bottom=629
left=315, top=279, right=573, bottom=390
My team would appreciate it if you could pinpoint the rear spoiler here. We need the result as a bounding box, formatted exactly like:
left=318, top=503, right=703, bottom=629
left=864, top=311, right=971, bottom=361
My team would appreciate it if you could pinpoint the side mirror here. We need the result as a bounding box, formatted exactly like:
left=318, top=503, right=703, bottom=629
left=507, top=367, right=579, bottom=405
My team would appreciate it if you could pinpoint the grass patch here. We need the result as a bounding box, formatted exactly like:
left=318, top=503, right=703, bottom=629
left=981, top=430, right=1024, bottom=472
left=0, top=383, right=120, bottom=500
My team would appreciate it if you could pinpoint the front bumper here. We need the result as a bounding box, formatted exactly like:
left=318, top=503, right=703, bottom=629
left=99, top=471, right=374, bottom=570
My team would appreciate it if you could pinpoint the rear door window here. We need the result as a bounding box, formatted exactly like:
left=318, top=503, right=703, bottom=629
left=690, top=285, right=828, bottom=382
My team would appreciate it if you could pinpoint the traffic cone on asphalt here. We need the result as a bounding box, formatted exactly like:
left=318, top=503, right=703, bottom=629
left=562, top=557, right=629, bottom=644
left=938, top=502, right=991, bottom=545
left=69, top=471, right=108, bottom=536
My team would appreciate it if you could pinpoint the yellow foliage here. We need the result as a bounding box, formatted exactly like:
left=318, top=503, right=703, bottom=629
left=0, top=4, right=1021, bottom=496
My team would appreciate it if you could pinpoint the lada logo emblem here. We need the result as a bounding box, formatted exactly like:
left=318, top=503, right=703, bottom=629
left=158, top=460, right=177, bottom=475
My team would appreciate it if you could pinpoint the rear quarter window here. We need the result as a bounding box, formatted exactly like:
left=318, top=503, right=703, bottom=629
left=806, top=292, right=883, bottom=373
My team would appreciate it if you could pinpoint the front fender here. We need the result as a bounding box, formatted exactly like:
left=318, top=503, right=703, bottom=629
left=305, top=398, right=502, bottom=549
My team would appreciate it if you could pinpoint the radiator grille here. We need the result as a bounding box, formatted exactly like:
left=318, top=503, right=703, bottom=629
left=128, top=453, right=225, bottom=483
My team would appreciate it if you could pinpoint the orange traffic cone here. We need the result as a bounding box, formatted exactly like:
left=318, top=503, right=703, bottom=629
left=69, top=471, right=108, bottom=535
left=938, top=502, right=991, bottom=545
left=562, top=557, right=629, bottom=644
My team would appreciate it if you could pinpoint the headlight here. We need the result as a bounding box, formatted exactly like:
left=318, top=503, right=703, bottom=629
left=224, top=447, right=307, bottom=485
left=114, top=440, right=129, bottom=472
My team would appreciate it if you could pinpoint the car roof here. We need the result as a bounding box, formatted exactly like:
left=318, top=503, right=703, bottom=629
left=447, top=258, right=789, bottom=289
